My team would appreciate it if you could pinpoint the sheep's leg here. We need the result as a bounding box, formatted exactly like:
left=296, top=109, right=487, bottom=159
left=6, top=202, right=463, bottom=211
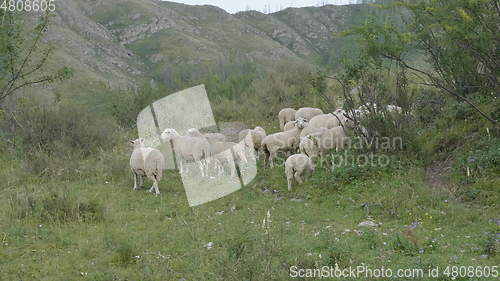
left=149, top=177, right=160, bottom=195
left=132, top=172, right=139, bottom=190
left=287, top=177, right=293, bottom=191
left=179, top=161, right=184, bottom=174
left=198, top=160, right=205, bottom=177
left=138, top=175, right=144, bottom=188
left=217, top=159, right=223, bottom=176
left=294, top=171, right=303, bottom=185
left=269, top=152, right=276, bottom=168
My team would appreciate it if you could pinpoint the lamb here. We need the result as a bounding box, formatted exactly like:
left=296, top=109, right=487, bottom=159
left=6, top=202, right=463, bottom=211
left=278, top=108, right=296, bottom=130
left=261, top=118, right=308, bottom=168
left=187, top=128, right=226, bottom=144
left=129, top=138, right=165, bottom=195
left=285, top=154, right=315, bottom=191
left=309, top=126, right=350, bottom=160
left=161, top=128, right=211, bottom=176
left=299, top=135, right=318, bottom=160
left=295, top=107, right=324, bottom=121
left=283, top=121, right=295, bottom=131
left=242, top=126, right=267, bottom=153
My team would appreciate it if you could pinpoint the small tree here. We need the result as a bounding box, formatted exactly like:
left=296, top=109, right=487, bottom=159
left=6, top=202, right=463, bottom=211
left=0, top=11, right=72, bottom=105
left=343, top=0, right=499, bottom=125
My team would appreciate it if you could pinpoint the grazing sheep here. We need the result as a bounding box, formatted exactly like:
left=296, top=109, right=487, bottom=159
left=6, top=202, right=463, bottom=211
left=283, top=121, right=295, bottom=131
left=299, top=135, right=318, bottom=160
left=309, top=126, right=350, bottom=160
left=278, top=108, right=296, bottom=130
left=299, top=113, right=340, bottom=139
left=285, top=154, right=315, bottom=191
left=161, top=128, right=211, bottom=176
left=205, top=133, right=226, bottom=144
left=129, top=138, right=165, bottom=195
left=261, top=118, right=308, bottom=168
left=243, top=126, right=267, bottom=153
left=333, top=109, right=349, bottom=125
left=210, top=141, right=248, bottom=177
left=299, top=123, right=327, bottom=140
left=187, top=128, right=226, bottom=144
left=295, top=107, right=324, bottom=121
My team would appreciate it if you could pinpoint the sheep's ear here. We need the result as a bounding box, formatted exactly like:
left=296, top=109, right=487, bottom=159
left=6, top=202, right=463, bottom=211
left=129, top=140, right=135, bottom=144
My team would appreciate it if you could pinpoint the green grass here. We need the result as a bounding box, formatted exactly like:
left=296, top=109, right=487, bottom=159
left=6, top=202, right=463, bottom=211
left=0, top=146, right=498, bottom=280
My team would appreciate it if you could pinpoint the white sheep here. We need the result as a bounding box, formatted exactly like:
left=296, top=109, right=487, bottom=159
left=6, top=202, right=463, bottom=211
left=243, top=126, right=267, bottom=153
left=129, top=138, right=165, bottom=195
left=261, top=118, right=308, bottom=168
left=210, top=141, right=248, bottom=177
left=295, top=107, right=324, bottom=121
left=187, top=128, right=226, bottom=144
left=333, top=109, right=349, bottom=125
left=161, top=128, right=211, bottom=176
left=278, top=108, right=296, bottom=130
left=285, top=154, right=315, bottom=191
left=299, top=135, right=317, bottom=160
left=309, top=126, right=350, bottom=160
left=283, top=121, right=295, bottom=131
left=299, top=113, right=341, bottom=139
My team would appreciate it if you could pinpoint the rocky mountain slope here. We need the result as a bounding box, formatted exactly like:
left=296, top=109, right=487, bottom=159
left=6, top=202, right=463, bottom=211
left=39, top=0, right=381, bottom=105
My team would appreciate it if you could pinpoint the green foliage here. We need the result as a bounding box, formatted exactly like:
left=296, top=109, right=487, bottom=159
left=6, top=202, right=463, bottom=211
left=0, top=11, right=72, bottom=103
left=344, top=0, right=499, bottom=123
left=9, top=185, right=105, bottom=223
left=0, top=98, right=118, bottom=155
left=392, top=233, right=418, bottom=256
left=109, top=84, right=164, bottom=128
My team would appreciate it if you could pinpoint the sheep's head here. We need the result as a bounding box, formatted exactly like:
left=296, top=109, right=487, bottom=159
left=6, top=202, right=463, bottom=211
left=187, top=128, right=203, bottom=137
left=161, top=128, right=179, bottom=141
left=130, top=138, right=145, bottom=149
left=294, top=118, right=308, bottom=129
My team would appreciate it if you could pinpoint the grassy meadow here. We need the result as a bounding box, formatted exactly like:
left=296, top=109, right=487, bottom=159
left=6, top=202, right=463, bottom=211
left=1, top=1, right=499, bottom=280
left=0, top=103, right=498, bottom=280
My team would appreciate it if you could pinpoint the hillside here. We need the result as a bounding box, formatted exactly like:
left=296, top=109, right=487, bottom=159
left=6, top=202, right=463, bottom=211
left=38, top=0, right=384, bottom=106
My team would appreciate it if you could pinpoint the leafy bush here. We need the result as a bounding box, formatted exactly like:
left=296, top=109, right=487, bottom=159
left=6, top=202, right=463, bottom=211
left=0, top=98, right=118, bottom=155
left=109, top=85, right=163, bottom=128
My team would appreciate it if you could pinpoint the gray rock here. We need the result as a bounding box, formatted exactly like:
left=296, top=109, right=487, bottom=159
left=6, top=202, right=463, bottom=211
left=358, top=220, right=378, bottom=227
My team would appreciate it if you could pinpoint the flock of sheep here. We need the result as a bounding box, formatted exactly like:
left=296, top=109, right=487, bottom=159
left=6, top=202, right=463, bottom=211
left=129, top=105, right=402, bottom=195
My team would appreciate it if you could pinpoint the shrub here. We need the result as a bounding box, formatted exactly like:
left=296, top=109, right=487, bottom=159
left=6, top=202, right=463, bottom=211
left=0, top=98, right=118, bottom=155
